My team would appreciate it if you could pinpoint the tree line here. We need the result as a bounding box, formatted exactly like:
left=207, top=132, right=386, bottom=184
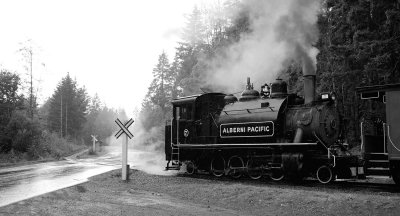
left=141, top=0, right=400, bottom=147
left=0, top=70, right=122, bottom=162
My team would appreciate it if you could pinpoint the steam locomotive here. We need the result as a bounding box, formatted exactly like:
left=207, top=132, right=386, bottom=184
left=165, top=73, right=400, bottom=185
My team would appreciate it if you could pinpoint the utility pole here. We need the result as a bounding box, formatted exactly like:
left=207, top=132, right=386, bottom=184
left=29, top=49, right=33, bottom=119
left=65, top=102, right=68, bottom=137
left=60, top=94, right=63, bottom=138
left=30, top=50, right=33, bottom=118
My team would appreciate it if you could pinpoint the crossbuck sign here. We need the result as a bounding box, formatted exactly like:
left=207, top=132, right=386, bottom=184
left=115, top=118, right=134, bottom=139
left=115, top=118, right=134, bottom=181
left=91, top=135, right=98, bottom=152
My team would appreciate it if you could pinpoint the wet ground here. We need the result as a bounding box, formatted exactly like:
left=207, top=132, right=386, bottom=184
left=0, top=145, right=171, bottom=208
left=1, top=169, right=400, bottom=216
left=0, top=151, right=120, bottom=207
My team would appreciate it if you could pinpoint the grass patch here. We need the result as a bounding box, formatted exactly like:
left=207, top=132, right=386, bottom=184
left=0, top=132, right=85, bottom=165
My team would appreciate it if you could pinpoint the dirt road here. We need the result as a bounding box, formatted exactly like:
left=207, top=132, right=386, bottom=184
left=1, top=169, right=400, bottom=216
left=0, top=151, right=120, bottom=207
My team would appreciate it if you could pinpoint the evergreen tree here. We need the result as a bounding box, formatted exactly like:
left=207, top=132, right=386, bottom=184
left=173, top=44, right=200, bottom=96
left=88, top=93, right=102, bottom=115
left=47, top=73, right=88, bottom=139
left=73, top=86, right=89, bottom=138
left=182, top=6, right=207, bottom=47
left=147, top=52, right=173, bottom=115
left=0, top=70, right=25, bottom=152
left=0, top=70, right=24, bottom=119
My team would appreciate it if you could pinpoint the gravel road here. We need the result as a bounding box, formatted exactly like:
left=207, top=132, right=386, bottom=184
left=1, top=169, right=400, bottom=216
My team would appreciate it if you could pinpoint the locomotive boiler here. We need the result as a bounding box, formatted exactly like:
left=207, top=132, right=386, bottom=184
left=165, top=72, right=357, bottom=183
left=218, top=76, right=340, bottom=147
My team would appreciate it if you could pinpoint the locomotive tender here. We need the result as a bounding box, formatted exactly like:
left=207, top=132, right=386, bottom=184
left=165, top=73, right=400, bottom=185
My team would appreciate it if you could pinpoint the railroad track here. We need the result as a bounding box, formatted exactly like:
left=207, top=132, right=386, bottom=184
left=177, top=172, right=400, bottom=194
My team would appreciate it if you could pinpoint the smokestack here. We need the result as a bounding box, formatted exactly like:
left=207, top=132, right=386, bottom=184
left=304, top=75, right=315, bottom=104
left=303, top=61, right=316, bottom=104
left=246, top=77, right=251, bottom=90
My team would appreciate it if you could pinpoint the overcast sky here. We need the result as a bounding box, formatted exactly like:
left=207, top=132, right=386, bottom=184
left=0, top=0, right=212, bottom=115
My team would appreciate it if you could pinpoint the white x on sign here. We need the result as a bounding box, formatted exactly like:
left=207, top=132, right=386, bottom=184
left=115, top=118, right=134, bottom=139
left=91, top=135, right=98, bottom=142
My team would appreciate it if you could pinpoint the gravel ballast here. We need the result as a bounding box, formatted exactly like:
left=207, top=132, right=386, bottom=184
left=1, top=169, right=400, bottom=216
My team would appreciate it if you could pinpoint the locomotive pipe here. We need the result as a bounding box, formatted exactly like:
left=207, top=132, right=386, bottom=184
left=293, top=122, right=304, bottom=143
left=176, top=107, right=180, bottom=144
left=304, top=74, right=316, bottom=104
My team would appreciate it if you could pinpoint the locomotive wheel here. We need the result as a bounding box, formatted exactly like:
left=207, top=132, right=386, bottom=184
left=186, top=161, right=196, bottom=175
left=246, top=159, right=263, bottom=180
left=270, top=168, right=284, bottom=181
left=316, top=165, right=335, bottom=184
left=210, top=155, right=225, bottom=177
left=227, top=156, right=244, bottom=179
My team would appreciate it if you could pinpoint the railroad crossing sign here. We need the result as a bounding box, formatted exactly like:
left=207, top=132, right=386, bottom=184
left=91, top=135, right=98, bottom=142
left=114, top=118, right=134, bottom=181
left=115, top=118, right=134, bottom=139
left=91, top=135, right=98, bottom=152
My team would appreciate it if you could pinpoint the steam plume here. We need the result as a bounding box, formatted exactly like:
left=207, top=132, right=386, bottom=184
left=103, top=116, right=177, bottom=176
left=129, top=116, right=178, bottom=176
left=206, top=0, right=320, bottom=90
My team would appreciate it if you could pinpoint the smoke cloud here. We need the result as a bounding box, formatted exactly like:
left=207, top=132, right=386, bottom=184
left=129, top=118, right=179, bottom=176
left=206, top=0, right=320, bottom=91
left=102, top=117, right=178, bottom=176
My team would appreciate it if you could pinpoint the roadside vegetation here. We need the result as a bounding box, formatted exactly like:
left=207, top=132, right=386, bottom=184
left=0, top=70, right=123, bottom=164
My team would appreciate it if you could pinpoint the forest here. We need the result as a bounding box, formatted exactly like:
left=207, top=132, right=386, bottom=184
left=0, top=71, right=123, bottom=163
left=140, top=0, right=400, bottom=149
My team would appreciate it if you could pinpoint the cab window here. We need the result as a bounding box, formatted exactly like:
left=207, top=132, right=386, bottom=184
left=176, top=104, right=193, bottom=120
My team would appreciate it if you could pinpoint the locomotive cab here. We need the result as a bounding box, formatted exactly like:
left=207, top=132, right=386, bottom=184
left=165, top=93, right=226, bottom=166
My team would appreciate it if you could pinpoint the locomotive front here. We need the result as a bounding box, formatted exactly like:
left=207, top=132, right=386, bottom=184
left=284, top=75, right=341, bottom=146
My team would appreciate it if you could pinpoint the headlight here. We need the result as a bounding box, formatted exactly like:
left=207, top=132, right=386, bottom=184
left=319, top=92, right=336, bottom=101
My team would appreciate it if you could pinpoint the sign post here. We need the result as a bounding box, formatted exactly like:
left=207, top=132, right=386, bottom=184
left=115, top=118, right=134, bottom=181
left=91, top=135, right=98, bottom=152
